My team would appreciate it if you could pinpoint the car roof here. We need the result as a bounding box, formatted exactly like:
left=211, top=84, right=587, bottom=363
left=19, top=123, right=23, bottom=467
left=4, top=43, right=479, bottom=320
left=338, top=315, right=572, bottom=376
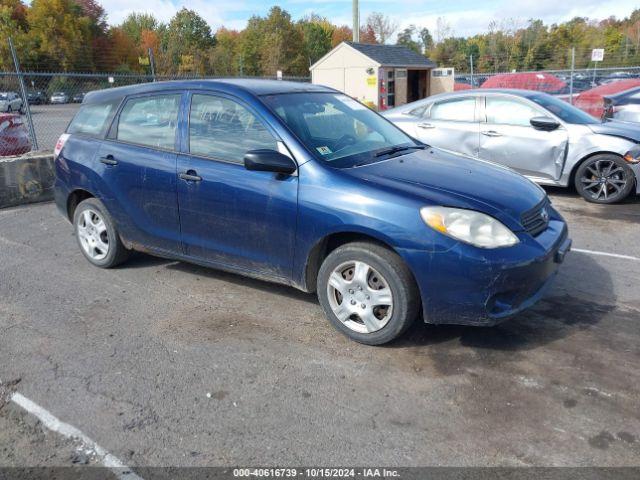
left=430, top=88, right=542, bottom=101
left=385, top=88, right=543, bottom=113
left=84, top=79, right=336, bottom=105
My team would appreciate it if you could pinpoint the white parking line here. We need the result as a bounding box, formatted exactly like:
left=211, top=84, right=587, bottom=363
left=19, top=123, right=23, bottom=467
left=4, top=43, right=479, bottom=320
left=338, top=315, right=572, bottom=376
left=573, top=248, right=640, bottom=262
left=10, top=392, right=142, bottom=479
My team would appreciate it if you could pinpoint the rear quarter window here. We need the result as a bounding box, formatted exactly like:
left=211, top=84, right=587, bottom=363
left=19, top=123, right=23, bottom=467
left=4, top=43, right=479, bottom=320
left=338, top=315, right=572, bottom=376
left=67, top=100, right=119, bottom=138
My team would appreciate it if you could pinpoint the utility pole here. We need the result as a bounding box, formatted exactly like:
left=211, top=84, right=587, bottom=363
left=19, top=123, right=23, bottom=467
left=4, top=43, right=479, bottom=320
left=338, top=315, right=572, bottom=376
left=352, top=0, right=360, bottom=42
left=469, top=54, right=474, bottom=88
left=148, top=48, right=156, bottom=82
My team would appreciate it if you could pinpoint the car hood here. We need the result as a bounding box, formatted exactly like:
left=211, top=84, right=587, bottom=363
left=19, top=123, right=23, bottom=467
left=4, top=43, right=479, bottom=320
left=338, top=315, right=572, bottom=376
left=345, top=148, right=546, bottom=230
left=588, top=121, right=640, bottom=143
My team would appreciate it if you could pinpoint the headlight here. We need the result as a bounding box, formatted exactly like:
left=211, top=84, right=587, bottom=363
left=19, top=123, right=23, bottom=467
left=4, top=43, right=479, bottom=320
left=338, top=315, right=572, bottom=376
left=420, top=206, right=519, bottom=248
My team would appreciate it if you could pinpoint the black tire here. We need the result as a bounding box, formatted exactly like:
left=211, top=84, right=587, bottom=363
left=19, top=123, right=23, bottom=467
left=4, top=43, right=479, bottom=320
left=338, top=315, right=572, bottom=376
left=575, top=154, right=634, bottom=204
left=317, top=241, right=420, bottom=345
left=73, top=198, right=129, bottom=268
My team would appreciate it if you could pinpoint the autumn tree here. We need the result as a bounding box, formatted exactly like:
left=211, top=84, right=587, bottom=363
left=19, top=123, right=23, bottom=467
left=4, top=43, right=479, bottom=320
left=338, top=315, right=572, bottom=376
left=26, top=0, right=94, bottom=71
left=164, top=8, right=215, bottom=74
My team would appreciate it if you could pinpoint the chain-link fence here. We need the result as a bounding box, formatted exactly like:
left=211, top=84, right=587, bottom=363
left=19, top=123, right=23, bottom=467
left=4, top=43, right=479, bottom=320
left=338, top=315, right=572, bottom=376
left=0, top=71, right=310, bottom=156
left=4, top=64, right=640, bottom=156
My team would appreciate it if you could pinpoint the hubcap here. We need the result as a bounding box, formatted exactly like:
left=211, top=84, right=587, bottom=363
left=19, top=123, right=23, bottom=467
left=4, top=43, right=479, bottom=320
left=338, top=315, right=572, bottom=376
left=326, top=261, right=393, bottom=334
left=76, top=209, right=109, bottom=261
left=580, top=159, right=627, bottom=201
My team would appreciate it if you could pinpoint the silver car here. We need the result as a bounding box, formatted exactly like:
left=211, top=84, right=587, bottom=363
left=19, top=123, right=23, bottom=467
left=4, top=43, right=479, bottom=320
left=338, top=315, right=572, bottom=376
left=0, top=91, right=24, bottom=113
left=383, top=89, right=640, bottom=203
left=50, top=92, right=69, bottom=104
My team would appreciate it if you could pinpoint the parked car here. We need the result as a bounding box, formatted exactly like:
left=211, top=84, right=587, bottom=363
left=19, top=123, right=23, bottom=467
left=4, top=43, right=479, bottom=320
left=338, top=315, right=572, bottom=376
left=603, top=86, right=640, bottom=123
left=481, top=73, right=567, bottom=94
left=0, top=113, right=31, bottom=156
left=50, top=92, right=69, bottom=104
left=0, top=92, right=24, bottom=113
left=383, top=89, right=640, bottom=203
left=573, top=79, right=640, bottom=117
left=72, top=92, right=85, bottom=103
left=54, top=80, right=571, bottom=345
left=27, top=90, right=47, bottom=105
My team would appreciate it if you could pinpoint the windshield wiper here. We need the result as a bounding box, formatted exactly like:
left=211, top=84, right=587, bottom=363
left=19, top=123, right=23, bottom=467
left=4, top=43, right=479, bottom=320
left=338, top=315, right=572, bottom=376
left=374, top=144, right=426, bottom=158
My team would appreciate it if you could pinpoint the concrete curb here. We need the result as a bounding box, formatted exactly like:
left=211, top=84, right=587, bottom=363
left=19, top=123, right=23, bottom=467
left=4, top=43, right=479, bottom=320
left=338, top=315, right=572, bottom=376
left=0, top=151, right=54, bottom=209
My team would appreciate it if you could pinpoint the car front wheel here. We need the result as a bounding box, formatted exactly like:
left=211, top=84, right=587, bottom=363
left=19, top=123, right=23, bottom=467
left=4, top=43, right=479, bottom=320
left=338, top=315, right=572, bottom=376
left=575, top=154, right=634, bottom=204
left=73, top=198, right=129, bottom=268
left=317, top=241, right=420, bottom=345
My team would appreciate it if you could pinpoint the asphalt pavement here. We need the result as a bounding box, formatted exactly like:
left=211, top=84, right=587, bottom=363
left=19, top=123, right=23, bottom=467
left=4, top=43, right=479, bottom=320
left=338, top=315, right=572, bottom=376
left=0, top=189, right=639, bottom=470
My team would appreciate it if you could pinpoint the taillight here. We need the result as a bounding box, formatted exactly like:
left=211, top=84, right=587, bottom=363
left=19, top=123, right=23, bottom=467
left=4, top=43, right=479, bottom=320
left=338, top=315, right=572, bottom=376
left=54, top=133, right=70, bottom=159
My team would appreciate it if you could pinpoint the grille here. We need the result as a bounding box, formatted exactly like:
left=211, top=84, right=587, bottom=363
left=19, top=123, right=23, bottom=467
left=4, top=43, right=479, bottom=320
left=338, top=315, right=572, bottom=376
left=521, top=199, right=550, bottom=237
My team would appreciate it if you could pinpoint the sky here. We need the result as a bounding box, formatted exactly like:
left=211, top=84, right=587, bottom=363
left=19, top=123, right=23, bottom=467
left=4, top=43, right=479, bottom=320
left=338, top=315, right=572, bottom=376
left=98, top=0, right=639, bottom=38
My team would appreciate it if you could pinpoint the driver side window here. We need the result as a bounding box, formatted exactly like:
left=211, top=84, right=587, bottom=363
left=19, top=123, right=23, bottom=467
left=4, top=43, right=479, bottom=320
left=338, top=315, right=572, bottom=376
left=189, top=94, right=277, bottom=163
left=485, top=97, right=541, bottom=127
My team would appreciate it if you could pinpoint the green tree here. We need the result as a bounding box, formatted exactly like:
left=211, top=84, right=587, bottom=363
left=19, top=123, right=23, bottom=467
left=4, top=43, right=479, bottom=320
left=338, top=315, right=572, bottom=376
left=396, top=26, right=422, bottom=53
left=120, top=12, right=160, bottom=45
left=165, top=8, right=215, bottom=73
left=298, top=14, right=334, bottom=68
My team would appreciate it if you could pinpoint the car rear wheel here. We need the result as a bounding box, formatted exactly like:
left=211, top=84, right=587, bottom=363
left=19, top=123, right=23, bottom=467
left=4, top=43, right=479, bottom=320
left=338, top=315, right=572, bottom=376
left=73, top=198, right=129, bottom=268
left=575, top=154, right=634, bottom=204
left=317, top=241, right=419, bottom=345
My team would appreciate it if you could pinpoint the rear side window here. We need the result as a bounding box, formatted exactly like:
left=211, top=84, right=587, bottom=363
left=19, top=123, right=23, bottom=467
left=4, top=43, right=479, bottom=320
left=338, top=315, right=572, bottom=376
left=430, top=97, right=476, bottom=122
left=188, top=94, right=277, bottom=163
left=116, top=94, right=181, bottom=150
left=67, top=100, right=119, bottom=138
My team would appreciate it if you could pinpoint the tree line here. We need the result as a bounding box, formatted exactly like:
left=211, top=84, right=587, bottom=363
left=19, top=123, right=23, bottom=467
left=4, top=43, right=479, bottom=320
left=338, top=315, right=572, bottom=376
left=1, top=0, right=640, bottom=75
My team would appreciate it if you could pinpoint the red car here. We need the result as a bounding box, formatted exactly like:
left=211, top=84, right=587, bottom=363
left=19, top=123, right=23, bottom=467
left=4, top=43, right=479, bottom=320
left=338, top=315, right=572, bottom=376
left=481, top=72, right=567, bottom=93
left=573, top=79, right=640, bottom=118
left=0, top=113, right=31, bottom=156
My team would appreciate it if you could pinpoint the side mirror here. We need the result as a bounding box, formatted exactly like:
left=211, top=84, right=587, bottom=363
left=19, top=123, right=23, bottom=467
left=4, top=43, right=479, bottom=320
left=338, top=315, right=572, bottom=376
left=244, top=149, right=296, bottom=175
left=530, top=116, right=560, bottom=131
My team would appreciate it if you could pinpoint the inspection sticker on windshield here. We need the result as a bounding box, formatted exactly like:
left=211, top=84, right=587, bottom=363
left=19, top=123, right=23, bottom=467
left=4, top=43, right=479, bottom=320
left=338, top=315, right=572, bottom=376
left=316, top=146, right=332, bottom=155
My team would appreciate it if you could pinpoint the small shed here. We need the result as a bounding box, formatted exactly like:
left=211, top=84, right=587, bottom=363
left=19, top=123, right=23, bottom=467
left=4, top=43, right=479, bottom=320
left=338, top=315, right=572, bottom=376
left=310, top=41, right=444, bottom=110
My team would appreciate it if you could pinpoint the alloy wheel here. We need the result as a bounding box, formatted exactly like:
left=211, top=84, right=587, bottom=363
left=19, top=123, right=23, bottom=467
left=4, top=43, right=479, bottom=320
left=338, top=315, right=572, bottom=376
left=579, top=159, right=628, bottom=202
left=326, top=260, right=393, bottom=334
left=76, top=209, right=109, bottom=261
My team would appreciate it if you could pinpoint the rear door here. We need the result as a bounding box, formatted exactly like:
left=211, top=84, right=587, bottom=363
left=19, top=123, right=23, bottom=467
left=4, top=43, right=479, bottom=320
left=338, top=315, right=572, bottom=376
left=97, top=92, right=183, bottom=254
left=176, top=92, right=298, bottom=280
left=415, top=96, right=480, bottom=157
left=479, top=95, right=569, bottom=181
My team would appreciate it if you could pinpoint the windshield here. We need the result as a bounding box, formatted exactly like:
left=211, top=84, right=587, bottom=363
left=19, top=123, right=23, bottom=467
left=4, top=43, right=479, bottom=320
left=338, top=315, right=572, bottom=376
left=529, top=94, right=600, bottom=125
left=261, top=92, right=419, bottom=167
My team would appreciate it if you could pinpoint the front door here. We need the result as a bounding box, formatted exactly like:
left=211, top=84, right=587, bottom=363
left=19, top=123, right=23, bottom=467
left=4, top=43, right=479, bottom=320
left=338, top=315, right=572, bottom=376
left=479, top=95, right=569, bottom=181
left=415, top=95, right=480, bottom=158
left=176, top=93, right=298, bottom=281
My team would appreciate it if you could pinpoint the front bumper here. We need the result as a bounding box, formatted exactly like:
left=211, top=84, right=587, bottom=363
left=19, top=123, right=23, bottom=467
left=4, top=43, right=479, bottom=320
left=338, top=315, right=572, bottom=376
left=398, top=218, right=571, bottom=326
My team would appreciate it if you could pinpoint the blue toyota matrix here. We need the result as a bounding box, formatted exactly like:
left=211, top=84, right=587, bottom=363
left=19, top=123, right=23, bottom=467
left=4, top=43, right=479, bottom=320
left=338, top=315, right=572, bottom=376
left=54, top=80, right=571, bottom=345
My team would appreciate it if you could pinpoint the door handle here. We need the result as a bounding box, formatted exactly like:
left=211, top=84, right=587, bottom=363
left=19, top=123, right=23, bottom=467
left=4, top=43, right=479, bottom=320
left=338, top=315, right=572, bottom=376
left=179, top=171, right=202, bottom=182
left=99, top=155, right=118, bottom=166
left=418, top=122, right=435, bottom=129
left=481, top=130, right=502, bottom=137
